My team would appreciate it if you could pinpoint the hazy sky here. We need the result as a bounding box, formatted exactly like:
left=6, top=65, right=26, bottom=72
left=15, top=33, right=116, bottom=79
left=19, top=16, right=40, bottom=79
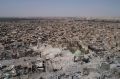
left=0, top=0, right=120, bottom=17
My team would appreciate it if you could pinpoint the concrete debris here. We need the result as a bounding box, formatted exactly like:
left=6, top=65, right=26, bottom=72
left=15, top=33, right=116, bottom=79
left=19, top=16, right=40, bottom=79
left=99, top=62, right=110, bottom=71
left=0, top=45, right=120, bottom=79
left=42, top=47, right=62, bottom=59
left=0, top=18, right=120, bottom=79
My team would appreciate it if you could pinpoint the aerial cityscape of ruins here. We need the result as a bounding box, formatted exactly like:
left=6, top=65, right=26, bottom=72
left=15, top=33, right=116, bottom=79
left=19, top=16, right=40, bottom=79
left=0, top=0, right=120, bottom=79
left=0, top=17, right=120, bottom=79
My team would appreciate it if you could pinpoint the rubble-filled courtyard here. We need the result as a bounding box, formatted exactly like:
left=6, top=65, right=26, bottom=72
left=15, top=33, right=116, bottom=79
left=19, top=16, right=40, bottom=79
left=0, top=17, right=120, bottom=79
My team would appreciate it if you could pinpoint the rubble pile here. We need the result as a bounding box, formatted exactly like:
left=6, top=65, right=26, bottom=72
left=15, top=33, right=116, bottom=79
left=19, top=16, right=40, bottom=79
left=0, top=43, right=120, bottom=79
left=0, top=18, right=120, bottom=79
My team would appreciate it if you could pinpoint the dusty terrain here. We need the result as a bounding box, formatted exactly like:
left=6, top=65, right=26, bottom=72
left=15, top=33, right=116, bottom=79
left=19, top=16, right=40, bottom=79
left=0, top=17, right=120, bottom=79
